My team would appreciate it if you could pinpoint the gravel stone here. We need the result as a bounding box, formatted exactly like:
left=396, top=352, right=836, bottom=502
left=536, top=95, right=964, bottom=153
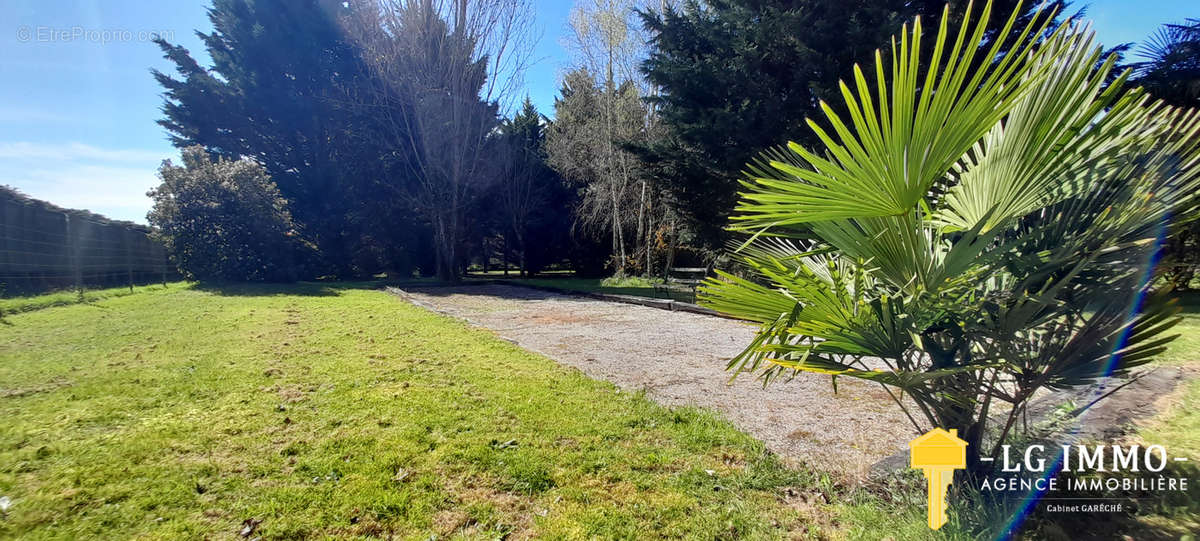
left=396, top=284, right=914, bottom=477
left=393, top=284, right=1194, bottom=479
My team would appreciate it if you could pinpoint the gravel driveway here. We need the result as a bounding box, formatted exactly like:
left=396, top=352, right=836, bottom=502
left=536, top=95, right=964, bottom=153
left=393, top=284, right=1195, bottom=479
left=393, top=284, right=917, bottom=477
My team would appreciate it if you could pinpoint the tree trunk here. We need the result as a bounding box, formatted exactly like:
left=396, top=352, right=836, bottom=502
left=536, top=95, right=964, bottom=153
left=664, top=217, right=676, bottom=278
left=930, top=388, right=989, bottom=482
left=637, top=179, right=646, bottom=275
left=515, top=229, right=527, bottom=277
left=433, top=210, right=460, bottom=283
left=482, top=235, right=489, bottom=273
left=611, top=195, right=623, bottom=275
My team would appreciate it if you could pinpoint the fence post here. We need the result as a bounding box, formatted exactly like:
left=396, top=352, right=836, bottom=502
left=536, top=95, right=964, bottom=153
left=125, top=228, right=133, bottom=292
left=65, top=213, right=82, bottom=299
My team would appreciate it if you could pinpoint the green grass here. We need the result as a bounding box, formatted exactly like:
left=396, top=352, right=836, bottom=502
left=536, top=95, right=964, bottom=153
left=466, top=269, right=574, bottom=277
left=0, top=283, right=187, bottom=316
left=5, top=282, right=1192, bottom=539
left=1139, top=294, right=1200, bottom=454
left=1140, top=376, right=1200, bottom=461
left=1137, top=300, right=1200, bottom=461
left=599, top=275, right=665, bottom=288
left=1158, top=308, right=1200, bottom=365
left=0, top=282, right=931, bottom=539
left=1116, top=298, right=1200, bottom=537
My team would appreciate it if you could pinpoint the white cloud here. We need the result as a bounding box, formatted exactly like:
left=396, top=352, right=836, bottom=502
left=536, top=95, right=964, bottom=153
left=0, top=108, right=73, bottom=125
left=0, top=141, right=171, bottom=163
left=0, top=141, right=173, bottom=223
left=14, top=163, right=158, bottom=205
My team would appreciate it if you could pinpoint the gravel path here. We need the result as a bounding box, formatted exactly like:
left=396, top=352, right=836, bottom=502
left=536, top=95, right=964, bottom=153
left=392, top=284, right=1195, bottom=479
left=394, top=284, right=916, bottom=477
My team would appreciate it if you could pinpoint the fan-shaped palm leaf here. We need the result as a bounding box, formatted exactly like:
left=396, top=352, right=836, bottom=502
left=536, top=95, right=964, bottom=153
left=699, top=0, right=1200, bottom=466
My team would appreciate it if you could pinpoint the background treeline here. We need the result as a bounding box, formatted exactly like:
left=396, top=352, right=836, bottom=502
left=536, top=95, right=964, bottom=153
left=148, top=0, right=1199, bottom=283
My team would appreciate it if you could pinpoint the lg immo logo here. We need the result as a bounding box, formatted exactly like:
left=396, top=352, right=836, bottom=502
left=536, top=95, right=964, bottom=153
left=908, top=428, right=1192, bottom=530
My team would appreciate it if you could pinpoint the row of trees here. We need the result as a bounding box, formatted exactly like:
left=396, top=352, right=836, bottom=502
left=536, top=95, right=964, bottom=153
left=152, top=0, right=576, bottom=281
left=543, top=0, right=1076, bottom=271
left=549, top=0, right=667, bottom=277
left=563, top=0, right=1196, bottom=268
left=1136, top=18, right=1200, bottom=289
left=148, top=0, right=1198, bottom=283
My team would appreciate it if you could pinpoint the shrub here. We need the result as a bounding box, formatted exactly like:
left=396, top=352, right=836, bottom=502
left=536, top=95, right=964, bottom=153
left=148, top=146, right=311, bottom=282
left=600, top=275, right=664, bottom=288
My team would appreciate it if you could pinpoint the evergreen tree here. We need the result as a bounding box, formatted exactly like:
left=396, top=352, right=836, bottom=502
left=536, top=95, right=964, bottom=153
left=637, top=0, right=1067, bottom=255
left=491, top=98, right=574, bottom=275
left=1130, top=18, right=1200, bottom=290
left=547, top=69, right=663, bottom=275
left=152, top=0, right=401, bottom=277
left=343, top=0, right=534, bottom=281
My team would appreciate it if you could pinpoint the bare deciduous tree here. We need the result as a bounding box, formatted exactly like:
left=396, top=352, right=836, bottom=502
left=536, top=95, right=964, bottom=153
left=548, top=0, right=672, bottom=277
left=344, top=0, right=536, bottom=280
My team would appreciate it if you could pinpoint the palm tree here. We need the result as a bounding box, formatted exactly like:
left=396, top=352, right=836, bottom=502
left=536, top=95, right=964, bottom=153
left=1131, top=18, right=1200, bottom=108
left=1130, top=18, right=1200, bottom=291
left=698, top=0, right=1200, bottom=475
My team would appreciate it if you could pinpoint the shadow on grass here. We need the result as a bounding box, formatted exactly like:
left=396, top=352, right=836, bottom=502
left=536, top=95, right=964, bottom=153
left=398, top=279, right=702, bottom=304
left=196, top=278, right=530, bottom=299
left=399, top=275, right=702, bottom=303
left=393, top=281, right=567, bottom=300
left=1173, top=290, right=1200, bottom=315
left=193, top=280, right=384, bottom=297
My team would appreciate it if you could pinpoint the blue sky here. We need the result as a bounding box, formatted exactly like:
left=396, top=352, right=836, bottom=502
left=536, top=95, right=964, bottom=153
left=0, top=0, right=1194, bottom=223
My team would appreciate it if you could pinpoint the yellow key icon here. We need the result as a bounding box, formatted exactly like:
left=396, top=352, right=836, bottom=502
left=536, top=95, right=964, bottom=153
left=909, top=428, right=968, bottom=530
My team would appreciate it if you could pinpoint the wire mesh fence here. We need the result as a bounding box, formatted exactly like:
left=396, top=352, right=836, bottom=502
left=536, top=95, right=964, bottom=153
left=1, top=186, right=177, bottom=296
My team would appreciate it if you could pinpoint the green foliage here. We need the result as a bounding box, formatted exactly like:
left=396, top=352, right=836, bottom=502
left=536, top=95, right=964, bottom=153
left=148, top=147, right=310, bottom=282
left=1130, top=18, right=1200, bottom=291
left=495, top=276, right=660, bottom=297
left=636, top=0, right=1067, bottom=255
left=547, top=68, right=663, bottom=276
left=154, top=0, right=564, bottom=282
left=599, top=274, right=663, bottom=288
left=485, top=98, right=577, bottom=275
left=352, top=0, right=502, bottom=281
left=699, top=0, right=1200, bottom=482
left=153, top=0, right=431, bottom=278
left=1131, top=18, right=1200, bottom=108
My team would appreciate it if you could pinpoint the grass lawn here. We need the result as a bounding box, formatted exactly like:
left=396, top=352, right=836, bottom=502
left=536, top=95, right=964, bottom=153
left=0, top=283, right=180, bottom=316
left=1157, top=295, right=1200, bottom=366
left=1058, top=311, right=1200, bottom=538
left=1137, top=306, right=1200, bottom=460
left=3, top=283, right=1195, bottom=539
left=1140, top=373, right=1200, bottom=461
left=0, top=283, right=938, bottom=540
